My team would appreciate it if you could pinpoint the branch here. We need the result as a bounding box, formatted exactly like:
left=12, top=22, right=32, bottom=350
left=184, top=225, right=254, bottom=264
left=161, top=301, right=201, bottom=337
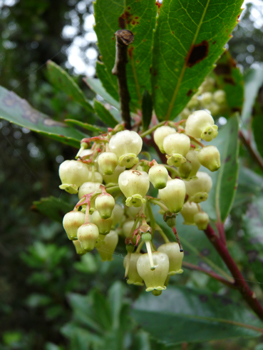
left=183, top=261, right=235, bottom=289
left=112, top=29, right=134, bottom=130
left=239, top=129, right=263, bottom=172
left=204, top=224, right=263, bottom=322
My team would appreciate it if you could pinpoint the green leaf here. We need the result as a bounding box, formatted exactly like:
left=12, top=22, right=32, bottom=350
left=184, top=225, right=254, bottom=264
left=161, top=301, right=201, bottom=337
left=94, top=0, right=157, bottom=110
left=131, top=286, right=262, bottom=344
left=96, top=61, right=120, bottom=105
left=84, top=73, right=120, bottom=109
left=242, top=197, right=263, bottom=291
left=91, top=290, right=113, bottom=330
left=202, top=115, right=239, bottom=223
left=213, top=50, right=244, bottom=116
left=0, top=85, right=84, bottom=148
left=152, top=0, right=243, bottom=120
left=47, top=61, right=93, bottom=113
left=252, top=99, right=263, bottom=159
left=233, top=167, right=263, bottom=208
left=65, top=119, right=104, bottom=133
left=241, top=68, right=263, bottom=128
left=107, top=282, right=125, bottom=329
left=142, top=90, right=153, bottom=131
left=67, top=293, right=103, bottom=333
left=94, top=100, right=119, bottom=127
left=32, top=196, right=72, bottom=223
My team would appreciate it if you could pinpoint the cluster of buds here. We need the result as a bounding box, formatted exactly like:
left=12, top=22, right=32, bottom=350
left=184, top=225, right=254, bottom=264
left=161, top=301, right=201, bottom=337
left=180, top=77, right=227, bottom=119
left=59, top=110, right=220, bottom=296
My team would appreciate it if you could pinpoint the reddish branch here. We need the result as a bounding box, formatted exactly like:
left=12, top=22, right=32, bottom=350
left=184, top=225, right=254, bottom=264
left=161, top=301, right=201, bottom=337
left=204, top=224, right=263, bottom=322
left=112, top=29, right=134, bottom=130
left=239, top=130, right=263, bottom=172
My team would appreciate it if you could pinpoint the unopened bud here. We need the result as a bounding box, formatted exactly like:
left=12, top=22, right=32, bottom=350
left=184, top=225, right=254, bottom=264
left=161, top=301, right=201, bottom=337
left=98, top=152, right=118, bottom=175
left=91, top=210, right=113, bottom=235
left=96, top=230, right=119, bottom=261
left=197, top=146, right=221, bottom=172
left=63, top=211, right=85, bottom=240
left=153, top=126, right=176, bottom=153
left=158, top=242, right=184, bottom=275
left=194, top=212, right=209, bottom=230
left=159, top=179, right=186, bottom=213
left=95, top=193, right=115, bottom=219
left=77, top=223, right=99, bottom=251
left=149, top=164, right=168, bottom=189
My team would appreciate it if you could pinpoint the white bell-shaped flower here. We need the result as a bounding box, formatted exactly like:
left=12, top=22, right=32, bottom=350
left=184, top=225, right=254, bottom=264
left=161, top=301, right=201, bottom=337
left=158, top=179, right=186, bottom=213
left=96, top=230, right=118, bottom=261
left=197, top=146, right=221, bottom=172
left=180, top=202, right=199, bottom=225
left=153, top=126, right=176, bottom=153
left=109, top=130, right=142, bottom=168
left=124, top=253, right=144, bottom=286
left=63, top=211, right=85, bottom=240
left=158, top=242, right=184, bottom=275
left=163, top=133, right=191, bottom=166
left=97, top=152, right=118, bottom=175
left=118, top=170, right=149, bottom=207
left=194, top=212, right=209, bottom=230
left=137, top=252, right=169, bottom=293
left=59, top=160, right=90, bottom=194
left=77, top=223, right=99, bottom=252
left=185, top=110, right=218, bottom=141
left=184, top=172, right=212, bottom=203
left=149, top=164, right=168, bottom=189
left=103, top=164, right=125, bottom=184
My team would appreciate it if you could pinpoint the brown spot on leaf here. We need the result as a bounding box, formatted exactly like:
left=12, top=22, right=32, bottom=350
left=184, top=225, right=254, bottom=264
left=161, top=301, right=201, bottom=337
left=187, top=89, right=193, bottom=96
left=118, top=17, right=126, bottom=29
left=231, top=107, right=241, bottom=113
left=224, top=77, right=235, bottom=85
left=224, top=155, right=231, bottom=163
left=128, top=46, right=134, bottom=58
left=212, top=41, right=216, bottom=44
left=214, top=63, right=231, bottom=75
left=186, top=40, right=209, bottom=68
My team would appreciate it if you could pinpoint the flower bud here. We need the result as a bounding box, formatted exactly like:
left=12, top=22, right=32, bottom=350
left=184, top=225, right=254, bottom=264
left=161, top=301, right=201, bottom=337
left=158, top=242, right=183, bottom=275
left=98, top=152, right=118, bottom=175
left=122, top=219, right=139, bottom=238
left=185, top=110, right=218, bottom=142
left=206, top=102, right=220, bottom=116
left=213, top=90, right=226, bottom=105
left=112, top=204, right=124, bottom=227
left=95, top=193, right=115, bottom=219
left=149, top=164, right=168, bottom=189
left=184, top=150, right=201, bottom=178
left=62, top=211, right=85, bottom=240
left=180, top=108, right=191, bottom=119
left=180, top=202, right=199, bottom=225
left=77, top=223, right=99, bottom=251
left=184, top=172, right=212, bottom=203
left=158, top=179, right=186, bottom=213
left=78, top=182, right=101, bottom=199
left=103, top=164, right=125, bottom=184
left=187, top=94, right=199, bottom=109
left=163, top=133, right=191, bottom=166
left=125, top=206, right=142, bottom=219
left=194, top=212, right=209, bottom=230
left=197, top=146, right=221, bottom=172
left=153, top=126, right=176, bottom=153
left=178, top=160, right=192, bottom=179
left=109, top=130, right=142, bottom=168
left=200, top=92, right=213, bottom=105
left=124, top=253, right=144, bottom=286
left=96, top=230, right=118, bottom=261
left=137, top=252, right=169, bottom=293
left=118, top=170, right=149, bottom=207
left=73, top=240, right=86, bottom=255
left=91, top=210, right=113, bottom=235
left=59, top=160, right=90, bottom=194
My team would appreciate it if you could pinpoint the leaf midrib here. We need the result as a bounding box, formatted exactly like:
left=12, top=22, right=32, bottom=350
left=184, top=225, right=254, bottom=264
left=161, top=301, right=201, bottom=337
left=165, top=0, right=211, bottom=120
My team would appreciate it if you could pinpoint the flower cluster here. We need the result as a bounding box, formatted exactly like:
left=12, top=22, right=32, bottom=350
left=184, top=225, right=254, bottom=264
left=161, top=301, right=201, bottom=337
left=59, top=110, right=220, bottom=296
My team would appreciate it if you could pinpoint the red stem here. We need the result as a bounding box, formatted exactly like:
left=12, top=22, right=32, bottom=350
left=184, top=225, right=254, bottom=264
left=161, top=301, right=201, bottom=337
left=204, top=224, right=263, bottom=322
left=183, top=261, right=235, bottom=289
left=239, top=130, right=263, bottom=172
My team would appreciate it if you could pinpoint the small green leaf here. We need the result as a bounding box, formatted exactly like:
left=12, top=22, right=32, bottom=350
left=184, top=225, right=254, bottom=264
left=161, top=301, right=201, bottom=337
left=84, top=72, right=120, bottom=109
left=94, top=0, right=157, bottom=110
left=47, top=61, right=93, bottom=113
left=242, top=68, right=263, bottom=128
left=32, top=196, right=72, bottom=222
left=131, top=286, right=262, bottom=344
left=152, top=0, right=243, bottom=120
left=94, top=100, right=119, bottom=127
left=0, top=85, right=84, bottom=147
left=142, top=90, right=153, bottom=131
left=65, top=119, right=104, bottom=133
left=242, top=197, right=263, bottom=292
left=213, top=50, right=244, bottom=117
left=202, top=115, right=239, bottom=223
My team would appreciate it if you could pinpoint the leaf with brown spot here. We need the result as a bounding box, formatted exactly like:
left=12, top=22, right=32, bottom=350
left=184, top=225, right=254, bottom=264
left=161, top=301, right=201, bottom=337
left=152, top=0, right=243, bottom=120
